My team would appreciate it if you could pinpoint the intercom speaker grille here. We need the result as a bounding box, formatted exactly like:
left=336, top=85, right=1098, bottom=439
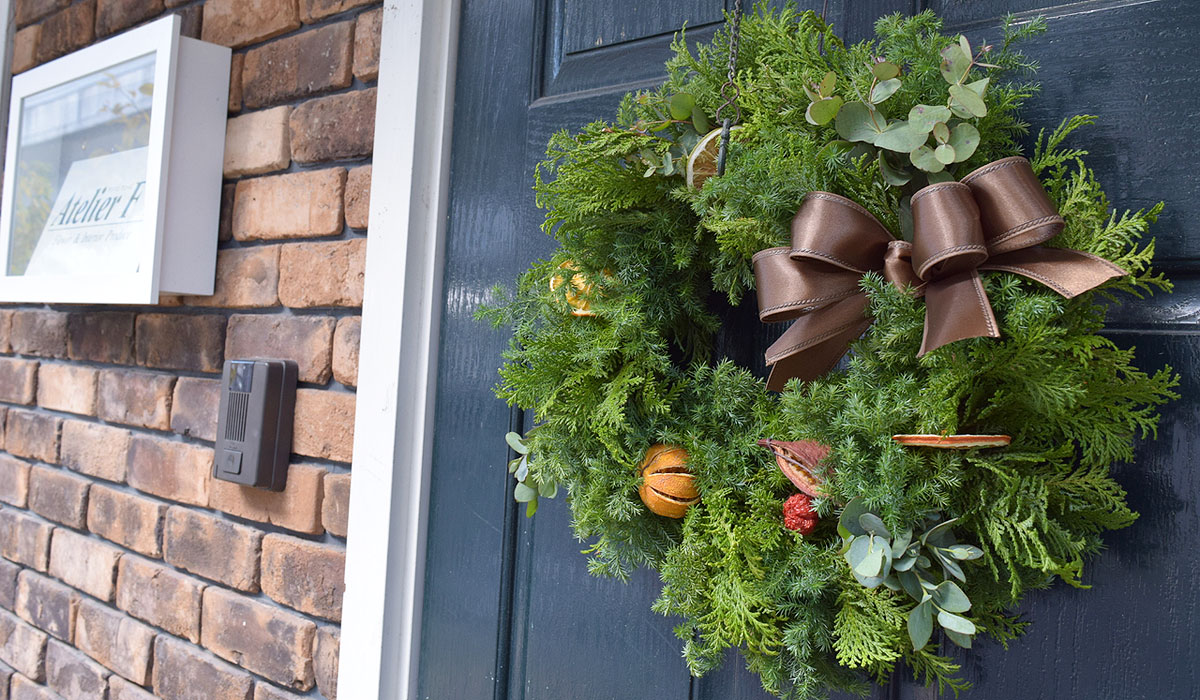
left=225, top=390, right=250, bottom=442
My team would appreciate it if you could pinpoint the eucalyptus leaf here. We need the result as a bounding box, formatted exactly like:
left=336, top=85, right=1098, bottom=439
left=922, top=518, right=959, bottom=547
left=932, top=122, right=950, bottom=144
left=661, top=152, right=675, bottom=176
left=643, top=165, right=656, bottom=178
left=538, top=481, right=558, bottom=499
left=939, top=44, right=972, bottom=84
left=945, top=543, right=984, bottom=560
left=692, top=109, right=710, bottom=134
left=835, top=102, right=882, bottom=143
left=854, top=539, right=885, bottom=578
left=514, top=482, right=537, bottom=502
left=845, top=533, right=871, bottom=567
left=508, top=458, right=520, bottom=474
left=965, top=76, right=990, bottom=98
left=959, top=35, right=972, bottom=58
left=505, top=432, right=529, bottom=454
left=870, top=78, right=902, bottom=104
left=802, top=82, right=819, bottom=102
left=525, top=499, right=538, bottom=517
left=945, top=629, right=973, bottom=649
left=515, top=458, right=530, bottom=482
left=806, top=96, right=844, bottom=126
left=894, top=554, right=917, bottom=572
left=898, top=570, right=923, bottom=601
left=669, top=92, right=695, bottom=120
left=874, top=122, right=926, bottom=153
left=909, top=145, right=944, bottom=173
left=839, top=498, right=870, bottom=536
left=938, top=550, right=967, bottom=582
left=818, top=70, right=836, bottom=98
left=881, top=574, right=902, bottom=591
left=859, top=513, right=891, bottom=538
left=935, top=144, right=956, bottom=164
left=871, top=61, right=900, bottom=81
left=891, top=528, right=913, bottom=557
left=948, top=123, right=980, bottom=162
left=949, top=102, right=974, bottom=120
left=937, top=610, right=977, bottom=635
left=908, top=600, right=933, bottom=649
left=908, top=104, right=952, bottom=133
left=949, top=84, right=987, bottom=117
left=879, top=152, right=912, bottom=186
left=931, top=581, right=971, bottom=612
left=926, top=170, right=956, bottom=184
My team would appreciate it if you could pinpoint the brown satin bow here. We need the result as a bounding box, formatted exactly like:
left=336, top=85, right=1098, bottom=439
left=752, top=156, right=1126, bottom=392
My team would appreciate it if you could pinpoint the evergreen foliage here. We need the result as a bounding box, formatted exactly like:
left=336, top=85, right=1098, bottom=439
left=478, top=5, right=1178, bottom=697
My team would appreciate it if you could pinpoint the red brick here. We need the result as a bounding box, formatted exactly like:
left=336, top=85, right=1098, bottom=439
left=5, top=411, right=60, bottom=464
left=0, top=560, right=19, bottom=610
left=75, top=598, right=155, bottom=686
left=0, top=360, right=37, bottom=406
left=0, top=608, right=47, bottom=681
left=242, top=22, right=353, bottom=109
left=10, top=312, right=66, bottom=359
left=66, top=313, right=134, bottom=365
left=0, top=509, right=51, bottom=571
left=27, top=467, right=89, bottom=529
left=200, top=587, right=314, bottom=690
left=232, top=169, right=345, bottom=241
left=35, top=0, right=94, bottom=64
left=12, top=25, right=40, bottom=74
left=352, top=7, right=380, bottom=82
left=169, top=378, right=219, bottom=442
left=96, top=369, right=174, bottom=431
left=343, top=165, right=370, bottom=230
left=300, top=0, right=372, bottom=23
left=135, top=314, right=225, bottom=373
left=8, top=675, right=55, bottom=700
left=183, top=246, right=280, bottom=308
left=255, top=683, right=304, bottom=700
left=321, top=472, right=349, bottom=538
left=14, top=572, right=76, bottom=642
left=289, top=89, right=376, bottom=163
left=222, top=108, right=291, bottom=178
left=95, top=0, right=163, bottom=37
left=108, top=676, right=156, bottom=700
left=163, top=507, right=260, bottom=591
left=227, top=52, right=244, bottom=113
left=174, top=3, right=202, bottom=39
left=225, top=315, right=334, bottom=384
left=219, top=183, right=236, bottom=242
left=59, top=421, right=130, bottom=483
left=261, top=534, right=343, bottom=621
left=14, top=0, right=68, bottom=27
left=201, top=0, right=299, bottom=49
left=278, top=239, right=365, bottom=309
left=314, top=625, right=338, bottom=700
left=35, top=365, right=97, bottom=416
left=0, top=662, right=8, bottom=700
left=209, top=463, right=325, bottom=535
left=115, top=556, right=203, bottom=643
left=86, top=486, right=165, bottom=557
left=153, top=636, right=252, bottom=700
left=0, top=311, right=12, bottom=353
left=48, top=530, right=120, bottom=602
left=125, top=436, right=211, bottom=507
left=0, top=457, right=31, bottom=509
left=45, top=640, right=108, bottom=700
left=332, top=316, right=360, bottom=387
left=293, top=390, right=354, bottom=462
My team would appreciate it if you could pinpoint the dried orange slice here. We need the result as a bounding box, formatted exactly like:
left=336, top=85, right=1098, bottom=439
left=686, top=126, right=742, bottom=190
left=549, top=260, right=598, bottom=316
left=891, top=434, right=1011, bottom=449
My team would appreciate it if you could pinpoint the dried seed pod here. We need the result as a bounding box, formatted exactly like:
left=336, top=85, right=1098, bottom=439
left=638, top=444, right=699, bottom=519
left=758, top=439, right=830, bottom=498
left=891, top=434, right=1011, bottom=449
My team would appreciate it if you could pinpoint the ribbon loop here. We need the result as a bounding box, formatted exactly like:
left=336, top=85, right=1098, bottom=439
left=752, top=157, right=1127, bottom=390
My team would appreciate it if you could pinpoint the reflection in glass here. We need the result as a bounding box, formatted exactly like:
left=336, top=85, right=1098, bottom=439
left=9, top=52, right=155, bottom=276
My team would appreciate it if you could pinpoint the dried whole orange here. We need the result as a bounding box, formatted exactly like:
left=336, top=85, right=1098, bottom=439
left=638, top=443, right=699, bottom=519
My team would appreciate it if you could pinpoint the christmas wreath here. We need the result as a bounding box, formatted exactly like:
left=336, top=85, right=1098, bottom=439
left=480, top=6, right=1178, bottom=698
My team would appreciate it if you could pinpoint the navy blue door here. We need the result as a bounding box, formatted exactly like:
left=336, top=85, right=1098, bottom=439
left=420, top=1, right=1200, bottom=698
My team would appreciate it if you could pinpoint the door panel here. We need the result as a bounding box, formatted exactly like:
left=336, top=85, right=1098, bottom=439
left=423, top=0, right=1199, bottom=698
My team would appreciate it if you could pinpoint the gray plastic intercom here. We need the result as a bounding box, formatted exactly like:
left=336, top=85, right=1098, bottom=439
left=213, top=359, right=297, bottom=491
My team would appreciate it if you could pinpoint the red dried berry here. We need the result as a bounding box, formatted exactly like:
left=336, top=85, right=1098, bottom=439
left=784, top=493, right=819, bottom=534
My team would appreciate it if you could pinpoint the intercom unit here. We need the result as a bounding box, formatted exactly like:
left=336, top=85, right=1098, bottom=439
left=213, top=359, right=297, bottom=491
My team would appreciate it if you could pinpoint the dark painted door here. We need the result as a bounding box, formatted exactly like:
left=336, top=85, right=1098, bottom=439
left=420, top=1, right=1200, bottom=699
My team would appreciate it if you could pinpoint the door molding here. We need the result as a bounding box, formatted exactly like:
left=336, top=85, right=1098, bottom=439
left=339, top=1, right=461, bottom=698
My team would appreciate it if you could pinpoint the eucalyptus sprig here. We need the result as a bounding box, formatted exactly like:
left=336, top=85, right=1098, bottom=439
left=506, top=431, right=558, bottom=517
left=839, top=498, right=984, bottom=650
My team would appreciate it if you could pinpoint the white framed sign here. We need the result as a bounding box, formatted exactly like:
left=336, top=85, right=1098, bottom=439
left=0, top=15, right=230, bottom=303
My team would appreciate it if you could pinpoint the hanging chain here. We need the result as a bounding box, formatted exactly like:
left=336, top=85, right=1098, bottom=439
left=714, top=0, right=744, bottom=177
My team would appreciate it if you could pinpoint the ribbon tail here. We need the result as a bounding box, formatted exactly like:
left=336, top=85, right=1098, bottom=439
left=764, top=294, right=872, bottom=391
left=982, top=246, right=1126, bottom=298
left=919, top=270, right=999, bottom=356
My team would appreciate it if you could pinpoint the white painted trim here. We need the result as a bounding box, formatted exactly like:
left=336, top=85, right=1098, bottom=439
left=339, top=1, right=460, bottom=698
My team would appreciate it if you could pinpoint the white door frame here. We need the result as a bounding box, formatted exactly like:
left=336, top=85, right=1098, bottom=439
left=339, top=1, right=461, bottom=698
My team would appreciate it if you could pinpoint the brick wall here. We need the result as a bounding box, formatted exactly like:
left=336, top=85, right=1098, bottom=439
left=0, top=1, right=378, bottom=698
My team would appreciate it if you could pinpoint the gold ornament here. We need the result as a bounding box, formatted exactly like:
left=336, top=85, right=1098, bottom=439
left=638, top=444, right=699, bottom=518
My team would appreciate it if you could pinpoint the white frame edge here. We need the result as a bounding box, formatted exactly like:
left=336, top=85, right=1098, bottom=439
left=340, top=1, right=460, bottom=698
